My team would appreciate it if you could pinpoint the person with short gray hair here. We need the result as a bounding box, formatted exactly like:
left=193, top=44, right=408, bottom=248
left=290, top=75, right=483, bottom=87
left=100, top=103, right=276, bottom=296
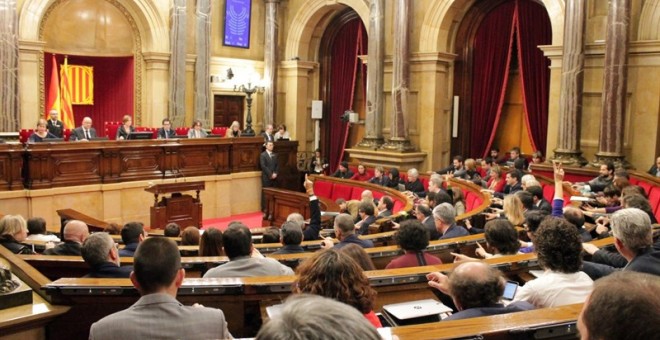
left=404, top=168, right=426, bottom=197
left=433, top=203, right=468, bottom=240
left=272, top=221, right=305, bottom=255
left=320, top=213, right=374, bottom=249
left=82, top=232, right=132, bottom=278
left=256, top=294, right=381, bottom=340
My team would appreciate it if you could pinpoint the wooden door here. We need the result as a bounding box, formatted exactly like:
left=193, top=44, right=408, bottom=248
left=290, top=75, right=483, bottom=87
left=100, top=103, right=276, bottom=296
left=213, top=95, right=244, bottom=127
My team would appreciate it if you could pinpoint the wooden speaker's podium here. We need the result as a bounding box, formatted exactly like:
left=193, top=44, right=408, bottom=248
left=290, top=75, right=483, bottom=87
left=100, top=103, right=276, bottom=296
left=145, top=181, right=204, bottom=230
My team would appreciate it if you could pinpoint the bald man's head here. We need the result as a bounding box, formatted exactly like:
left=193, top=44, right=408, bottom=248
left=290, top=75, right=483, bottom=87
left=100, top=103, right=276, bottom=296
left=449, top=262, right=505, bottom=310
left=63, top=220, right=90, bottom=243
left=361, top=190, right=373, bottom=201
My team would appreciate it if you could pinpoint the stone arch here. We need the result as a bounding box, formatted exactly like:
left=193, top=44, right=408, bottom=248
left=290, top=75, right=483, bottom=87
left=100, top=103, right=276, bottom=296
left=419, top=0, right=564, bottom=53
left=19, top=0, right=167, bottom=53
left=638, top=0, right=660, bottom=40
left=284, top=0, right=369, bottom=61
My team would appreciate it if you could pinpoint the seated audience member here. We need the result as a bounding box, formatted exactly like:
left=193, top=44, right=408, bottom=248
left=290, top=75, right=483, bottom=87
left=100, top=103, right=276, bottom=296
left=355, top=201, right=376, bottom=235
left=427, top=262, right=535, bottom=321
left=621, top=193, right=658, bottom=224
left=515, top=190, right=534, bottom=213
left=308, top=149, right=327, bottom=175
left=462, top=158, right=482, bottom=181
left=203, top=223, right=294, bottom=278
left=70, top=117, right=97, bottom=141
left=116, top=115, right=135, bottom=140
left=526, top=185, right=551, bottom=214
left=90, top=238, right=231, bottom=339
left=513, top=158, right=526, bottom=171
left=320, top=213, right=374, bottom=249
left=271, top=221, right=305, bottom=255
left=331, top=161, right=354, bottom=179
left=494, top=169, right=523, bottom=198
left=427, top=176, right=445, bottom=195
left=339, top=244, right=376, bottom=271
left=187, top=119, right=208, bottom=138
left=376, top=196, right=393, bottom=218
left=480, top=157, right=494, bottom=179
left=581, top=208, right=660, bottom=279
left=103, top=223, right=122, bottom=235
left=180, top=226, right=200, bottom=246
left=367, top=166, right=390, bottom=187
left=513, top=217, right=593, bottom=308
left=350, top=164, right=371, bottom=181
left=0, top=215, right=35, bottom=254
left=486, top=195, right=526, bottom=228
left=454, top=219, right=521, bottom=262
left=261, top=227, right=280, bottom=244
left=433, top=203, right=469, bottom=240
left=518, top=210, right=548, bottom=253
left=435, top=155, right=465, bottom=176
left=452, top=189, right=466, bottom=216
left=574, top=162, right=615, bottom=194
left=274, top=124, right=290, bottom=140
left=227, top=120, right=242, bottom=138
left=647, top=156, right=660, bottom=177
left=82, top=233, right=132, bottom=278
left=262, top=124, right=275, bottom=142
left=528, top=151, right=543, bottom=171
left=562, top=207, right=592, bottom=242
left=577, top=271, right=660, bottom=340
left=490, top=147, right=504, bottom=164
left=198, top=227, right=223, bottom=257
left=256, top=294, right=381, bottom=340
left=387, top=220, right=442, bottom=269
left=520, top=174, right=536, bottom=190
left=386, top=168, right=402, bottom=189
left=119, top=222, right=146, bottom=257
left=293, top=249, right=382, bottom=327
left=416, top=204, right=440, bottom=240
left=404, top=168, right=426, bottom=197
left=485, top=166, right=505, bottom=193
left=506, top=147, right=528, bottom=169
left=26, top=217, right=60, bottom=242
left=286, top=175, right=323, bottom=241
left=157, top=118, right=176, bottom=139
left=28, top=118, right=57, bottom=143
left=44, top=220, right=89, bottom=256
left=163, top=223, right=181, bottom=237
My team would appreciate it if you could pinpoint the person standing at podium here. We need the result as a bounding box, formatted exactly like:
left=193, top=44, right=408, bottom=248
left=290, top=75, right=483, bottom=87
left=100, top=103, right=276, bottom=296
left=260, top=141, right=278, bottom=213
left=70, top=117, right=97, bottom=141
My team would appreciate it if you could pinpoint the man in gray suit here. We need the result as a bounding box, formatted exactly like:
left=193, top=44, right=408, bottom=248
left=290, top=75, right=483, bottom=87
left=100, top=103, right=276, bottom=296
left=90, top=237, right=232, bottom=339
left=70, top=117, right=97, bottom=141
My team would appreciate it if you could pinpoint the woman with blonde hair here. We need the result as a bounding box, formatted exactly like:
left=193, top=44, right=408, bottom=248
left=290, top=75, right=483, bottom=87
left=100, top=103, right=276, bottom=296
left=116, top=115, right=135, bottom=140
left=0, top=215, right=35, bottom=254
left=502, top=194, right=526, bottom=227
left=227, top=120, right=241, bottom=138
left=294, top=249, right=382, bottom=328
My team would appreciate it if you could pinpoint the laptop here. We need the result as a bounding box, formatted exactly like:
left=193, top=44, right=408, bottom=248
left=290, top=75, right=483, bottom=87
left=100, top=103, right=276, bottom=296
left=382, top=299, right=453, bottom=326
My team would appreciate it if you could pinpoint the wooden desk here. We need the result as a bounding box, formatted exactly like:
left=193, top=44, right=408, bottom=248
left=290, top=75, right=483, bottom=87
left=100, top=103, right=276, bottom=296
left=0, top=143, right=23, bottom=190
left=0, top=292, right=70, bottom=339
left=145, top=181, right=205, bottom=230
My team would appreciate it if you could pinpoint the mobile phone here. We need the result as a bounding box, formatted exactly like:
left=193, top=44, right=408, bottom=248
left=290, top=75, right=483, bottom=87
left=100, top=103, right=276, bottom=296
left=502, top=280, right=519, bottom=301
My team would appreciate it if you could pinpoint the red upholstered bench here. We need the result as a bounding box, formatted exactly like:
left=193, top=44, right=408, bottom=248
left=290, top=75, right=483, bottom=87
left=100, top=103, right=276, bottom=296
left=331, top=183, right=354, bottom=201
left=313, top=181, right=333, bottom=198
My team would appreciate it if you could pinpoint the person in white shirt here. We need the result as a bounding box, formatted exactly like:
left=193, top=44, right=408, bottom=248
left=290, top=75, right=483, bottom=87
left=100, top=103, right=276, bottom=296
left=26, top=217, right=60, bottom=243
left=513, top=217, right=593, bottom=308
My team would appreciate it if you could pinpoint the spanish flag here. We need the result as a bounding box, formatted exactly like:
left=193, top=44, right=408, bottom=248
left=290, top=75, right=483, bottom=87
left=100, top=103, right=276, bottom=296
left=59, top=57, right=75, bottom=129
left=45, top=54, right=61, bottom=119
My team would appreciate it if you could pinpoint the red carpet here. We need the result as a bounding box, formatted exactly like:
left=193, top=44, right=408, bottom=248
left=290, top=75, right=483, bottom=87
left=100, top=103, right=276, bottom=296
left=201, top=211, right=263, bottom=231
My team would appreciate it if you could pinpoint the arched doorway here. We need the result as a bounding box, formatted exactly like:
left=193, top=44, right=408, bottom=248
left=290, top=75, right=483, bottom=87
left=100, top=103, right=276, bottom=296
left=451, top=0, right=552, bottom=159
left=318, top=9, right=367, bottom=173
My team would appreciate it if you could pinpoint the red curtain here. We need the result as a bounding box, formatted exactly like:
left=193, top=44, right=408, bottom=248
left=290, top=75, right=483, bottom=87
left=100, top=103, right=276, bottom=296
left=327, top=18, right=364, bottom=173
left=516, top=0, right=551, bottom=155
left=45, top=53, right=134, bottom=136
left=469, top=1, right=516, bottom=158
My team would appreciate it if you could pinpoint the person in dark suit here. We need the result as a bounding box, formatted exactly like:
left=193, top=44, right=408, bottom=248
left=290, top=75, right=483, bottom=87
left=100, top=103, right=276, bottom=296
left=286, top=176, right=323, bottom=241
left=116, top=115, right=135, bottom=140
left=415, top=204, right=440, bottom=240
left=260, top=141, right=278, bottom=212
left=427, top=261, right=535, bottom=321
left=355, top=201, right=376, bottom=235
left=82, top=232, right=132, bottom=278
left=43, top=220, right=89, bottom=256
left=376, top=196, right=393, bottom=218
left=332, top=161, right=354, bottom=179
left=70, top=117, right=97, bottom=141
left=526, top=185, right=552, bottom=214
left=89, top=237, right=232, bottom=339
left=320, top=214, right=374, bottom=249
left=262, top=124, right=275, bottom=143
left=271, top=221, right=305, bottom=255
left=157, top=118, right=176, bottom=139
left=46, top=109, right=63, bottom=138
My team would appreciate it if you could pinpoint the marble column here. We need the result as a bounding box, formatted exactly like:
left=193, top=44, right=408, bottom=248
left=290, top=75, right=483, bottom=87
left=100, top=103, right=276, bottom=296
left=382, top=0, right=415, bottom=152
left=169, top=0, right=187, bottom=128
left=592, top=0, right=631, bottom=168
left=263, top=0, right=280, bottom=128
left=0, top=0, right=19, bottom=131
left=552, top=0, right=587, bottom=165
left=357, top=0, right=385, bottom=148
left=194, top=0, right=212, bottom=127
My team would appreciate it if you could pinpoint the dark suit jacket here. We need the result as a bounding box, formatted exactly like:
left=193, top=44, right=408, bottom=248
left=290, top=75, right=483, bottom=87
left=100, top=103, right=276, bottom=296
left=260, top=150, right=279, bottom=187
left=117, top=126, right=135, bottom=140
left=625, top=246, right=660, bottom=276
left=423, top=216, right=440, bottom=240
left=405, top=179, right=426, bottom=197
left=70, top=127, right=97, bottom=141
left=334, top=234, right=374, bottom=249
left=263, top=132, right=275, bottom=143
left=368, top=176, right=390, bottom=187
left=443, top=302, right=535, bottom=321
left=85, top=262, right=133, bottom=278
left=157, top=128, right=176, bottom=139
left=332, top=169, right=354, bottom=179
left=271, top=245, right=305, bottom=255
left=43, top=240, right=82, bottom=256
left=303, top=197, right=322, bottom=241
left=47, top=119, right=64, bottom=137
left=439, top=224, right=469, bottom=240
left=356, top=215, right=376, bottom=235
left=536, top=198, right=552, bottom=214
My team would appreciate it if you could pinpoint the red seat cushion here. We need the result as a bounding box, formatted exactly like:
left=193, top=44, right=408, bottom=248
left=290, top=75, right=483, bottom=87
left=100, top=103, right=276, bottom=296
left=349, top=187, right=363, bottom=200
left=542, top=184, right=554, bottom=202
left=392, top=200, right=404, bottom=213
left=313, top=181, right=333, bottom=198
left=638, top=182, right=652, bottom=196
left=647, top=187, right=660, bottom=222
left=331, top=184, right=354, bottom=201
left=629, top=177, right=640, bottom=186
left=372, top=191, right=384, bottom=200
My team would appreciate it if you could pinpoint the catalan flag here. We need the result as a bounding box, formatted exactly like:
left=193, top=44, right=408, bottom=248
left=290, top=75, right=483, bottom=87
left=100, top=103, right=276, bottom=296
left=59, top=57, right=75, bottom=129
left=67, top=64, right=94, bottom=105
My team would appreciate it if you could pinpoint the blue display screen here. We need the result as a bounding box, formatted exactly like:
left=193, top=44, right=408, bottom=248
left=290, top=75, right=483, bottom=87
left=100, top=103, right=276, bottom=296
left=223, top=0, right=252, bottom=48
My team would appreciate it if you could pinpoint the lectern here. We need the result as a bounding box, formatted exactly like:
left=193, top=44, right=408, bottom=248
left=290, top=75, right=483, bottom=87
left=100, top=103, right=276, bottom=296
left=145, top=181, right=204, bottom=230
